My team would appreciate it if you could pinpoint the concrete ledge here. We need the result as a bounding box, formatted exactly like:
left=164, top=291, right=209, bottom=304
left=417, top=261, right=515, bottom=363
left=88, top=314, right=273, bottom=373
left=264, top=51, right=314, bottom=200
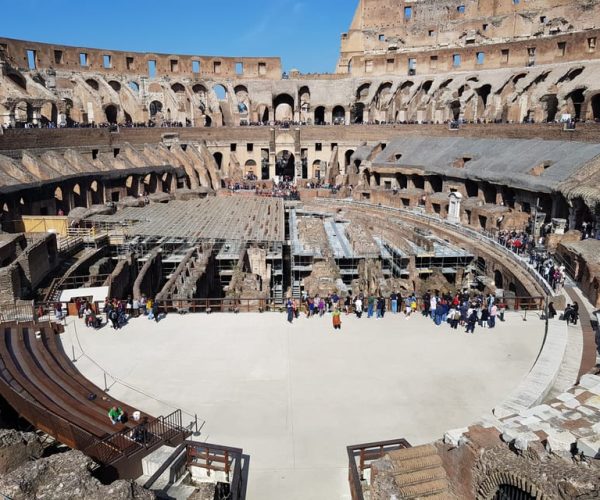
left=493, top=320, right=568, bottom=419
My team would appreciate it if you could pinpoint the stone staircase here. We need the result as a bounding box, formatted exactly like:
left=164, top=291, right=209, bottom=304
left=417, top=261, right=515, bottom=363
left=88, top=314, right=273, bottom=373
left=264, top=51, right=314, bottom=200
left=387, top=444, right=455, bottom=499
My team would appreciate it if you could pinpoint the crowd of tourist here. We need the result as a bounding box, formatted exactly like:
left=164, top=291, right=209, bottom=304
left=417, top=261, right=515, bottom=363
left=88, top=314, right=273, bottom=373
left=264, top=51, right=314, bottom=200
left=284, top=289, right=511, bottom=334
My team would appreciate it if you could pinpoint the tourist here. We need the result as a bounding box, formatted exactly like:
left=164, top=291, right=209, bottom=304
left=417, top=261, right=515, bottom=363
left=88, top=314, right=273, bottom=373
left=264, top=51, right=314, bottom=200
left=286, top=298, right=294, bottom=323
left=376, top=295, right=385, bottom=319
left=132, top=297, right=140, bottom=317
left=466, top=308, right=478, bottom=334
left=108, top=406, right=125, bottom=425
left=390, top=291, right=398, bottom=314
left=332, top=308, right=342, bottom=330
left=354, top=296, right=363, bottom=318
left=547, top=302, right=557, bottom=319
left=344, top=294, right=352, bottom=315
left=488, top=304, right=497, bottom=328
left=367, top=294, right=375, bottom=318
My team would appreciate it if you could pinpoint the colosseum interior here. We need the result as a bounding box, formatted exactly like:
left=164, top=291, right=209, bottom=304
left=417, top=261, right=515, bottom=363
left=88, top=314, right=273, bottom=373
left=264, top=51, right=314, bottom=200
left=0, top=0, right=599, bottom=499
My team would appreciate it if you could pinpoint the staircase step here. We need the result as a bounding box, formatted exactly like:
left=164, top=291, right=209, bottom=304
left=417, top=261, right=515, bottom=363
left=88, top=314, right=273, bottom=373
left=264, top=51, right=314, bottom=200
left=398, top=478, right=451, bottom=499
left=389, top=444, right=437, bottom=461
left=393, top=466, right=448, bottom=487
left=391, top=454, right=443, bottom=474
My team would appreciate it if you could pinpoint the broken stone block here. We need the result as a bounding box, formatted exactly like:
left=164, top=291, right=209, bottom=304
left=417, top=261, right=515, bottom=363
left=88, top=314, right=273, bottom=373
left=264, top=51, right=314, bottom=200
left=576, top=436, right=600, bottom=459
left=443, top=427, right=469, bottom=446
left=545, top=429, right=576, bottom=457
left=578, top=374, right=600, bottom=390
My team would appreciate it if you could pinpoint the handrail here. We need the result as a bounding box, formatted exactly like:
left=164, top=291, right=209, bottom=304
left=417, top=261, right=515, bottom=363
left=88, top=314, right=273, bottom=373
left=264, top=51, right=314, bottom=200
left=347, top=438, right=411, bottom=500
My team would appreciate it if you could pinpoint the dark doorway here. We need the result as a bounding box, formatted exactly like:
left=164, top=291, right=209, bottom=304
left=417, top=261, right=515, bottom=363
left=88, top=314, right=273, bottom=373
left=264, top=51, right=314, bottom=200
left=276, top=151, right=295, bottom=180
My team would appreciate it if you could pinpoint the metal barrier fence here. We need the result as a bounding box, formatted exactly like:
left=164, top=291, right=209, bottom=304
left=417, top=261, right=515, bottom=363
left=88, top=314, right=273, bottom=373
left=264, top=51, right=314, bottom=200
left=347, top=438, right=412, bottom=500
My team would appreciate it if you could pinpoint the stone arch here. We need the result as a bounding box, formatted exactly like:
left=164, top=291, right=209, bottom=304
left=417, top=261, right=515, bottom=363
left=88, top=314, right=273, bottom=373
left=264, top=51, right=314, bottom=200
left=213, top=152, right=223, bottom=169
left=478, top=470, right=541, bottom=499
left=332, top=105, right=345, bottom=124
left=40, top=102, right=58, bottom=125
left=171, top=82, right=186, bottom=93
left=356, top=82, right=371, bottom=102
left=273, top=93, right=294, bottom=121
left=104, top=104, right=118, bottom=124
left=234, top=85, right=249, bottom=114
left=314, top=106, right=325, bottom=125
left=244, top=159, right=257, bottom=177
left=85, top=78, right=99, bottom=91
left=494, top=270, right=504, bottom=288
left=149, top=100, right=163, bottom=117
left=351, top=102, right=365, bottom=123
left=7, top=72, right=27, bottom=91
left=72, top=183, right=86, bottom=208
left=541, top=94, right=559, bottom=122
left=54, top=186, right=67, bottom=214
left=476, top=84, right=492, bottom=111
left=192, top=84, right=207, bottom=95
left=213, top=84, right=228, bottom=100
left=450, top=100, right=461, bottom=120
left=566, top=88, right=586, bottom=120
left=276, top=150, right=295, bottom=179
left=108, top=80, right=121, bottom=92
left=128, top=81, right=140, bottom=93
left=13, top=101, right=32, bottom=124
left=345, top=149, right=355, bottom=168
left=311, top=160, right=322, bottom=180
left=256, top=104, right=269, bottom=123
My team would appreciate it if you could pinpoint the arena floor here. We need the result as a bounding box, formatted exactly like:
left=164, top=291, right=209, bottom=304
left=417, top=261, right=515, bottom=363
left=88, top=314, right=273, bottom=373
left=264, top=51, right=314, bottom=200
left=62, top=310, right=545, bottom=500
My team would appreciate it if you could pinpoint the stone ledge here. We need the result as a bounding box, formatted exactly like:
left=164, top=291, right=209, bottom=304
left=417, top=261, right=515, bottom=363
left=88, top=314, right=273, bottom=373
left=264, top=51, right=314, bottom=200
left=493, top=319, right=568, bottom=419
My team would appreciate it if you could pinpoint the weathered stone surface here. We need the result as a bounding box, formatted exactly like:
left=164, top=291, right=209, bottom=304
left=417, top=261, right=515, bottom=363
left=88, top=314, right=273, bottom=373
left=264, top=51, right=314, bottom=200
left=0, top=429, right=43, bottom=474
left=0, top=450, right=155, bottom=500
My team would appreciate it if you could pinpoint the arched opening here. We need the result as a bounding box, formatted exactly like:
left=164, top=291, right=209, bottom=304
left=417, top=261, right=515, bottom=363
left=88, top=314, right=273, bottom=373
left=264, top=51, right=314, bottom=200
left=591, top=94, right=600, bottom=122
left=508, top=282, right=517, bottom=294
left=213, top=84, right=227, bottom=101
left=205, top=115, right=212, bottom=127
left=104, top=105, right=118, bottom=124
left=85, top=79, right=99, bottom=91
left=351, top=102, right=365, bottom=123
left=450, top=100, right=461, bottom=120
left=276, top=150, right=295, bottom=180
left=108, top=81, right=121, bottom=92
left=128, top=81, right=139, bottom=93
left=234, top=85, right=249, bottom=114
left=332, top=105, right=345, bottom=125
left=72, top=183, right=86, bottom=208
left=493, top=484, right=535, bottom=500
left=541, top=94, right=559, bottom=122
left=299, top=86, right=310, bottom=118
left=567, top=88, right=586, bottom=120
left=312, top=160, right=322, bottom=180
left=477, top=84, right=492, bottom=109
left=40, top=102, right=58, bottom=125
left=244, top=159, right=257, bottom=179
left=90, top=180, right=102, bottom=205
left=314, top=106, right=325, bottom=125
left=143, top=173, right=158, bottom=194
left=149, top=100, right=163, bottom=117
left=494, top=270, right=504, bottom=289
left=7, top=72, right=27, bottom=91
left=213, top=152, right=223, bottom=170
left=257, top=104, right=269, bottom=123
left=14, top=101, right=32, bottom=126
left=482, top=183, right=496, bottom=204
left=171, top=83, right=186, bottom=94
left=273, top=93, right=294, bottom=122
left=356, top=83, right=371, bottom=101
left=345, top=150, right=355, bottom=168
left=364, top=169, right=371, bottom=186
left=54, top=187, right=66, bottom=214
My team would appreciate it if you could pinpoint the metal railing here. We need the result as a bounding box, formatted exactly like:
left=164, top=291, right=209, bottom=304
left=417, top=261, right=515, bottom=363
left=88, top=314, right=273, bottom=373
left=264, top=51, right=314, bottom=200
left=186, top=441, right=245, bottom=500
left=347, top=438, right=412, bottom=500
left=84, top=409, right=188, bottom=465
